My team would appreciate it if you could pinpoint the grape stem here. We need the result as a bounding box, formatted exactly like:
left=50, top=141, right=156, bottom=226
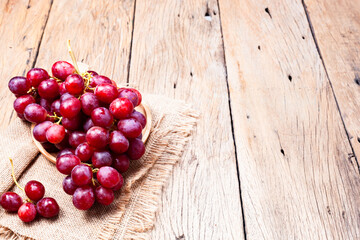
left=67, top=40, right=80, bottom=74
left=9, top=158, right=24, bottom=192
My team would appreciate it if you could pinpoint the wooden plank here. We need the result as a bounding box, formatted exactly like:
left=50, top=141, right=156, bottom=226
left=128, top=0, right=244, bottom=239
left=35, top=0, right=134, bottom=82
left=303, top=0, right=360, bottom=162
left=0, top=0, right=52, bottom=130
left=218, top=0, right=360, bottom=238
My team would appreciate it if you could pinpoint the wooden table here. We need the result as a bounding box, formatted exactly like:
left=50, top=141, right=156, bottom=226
left=1, top=0, right=360, bottom=239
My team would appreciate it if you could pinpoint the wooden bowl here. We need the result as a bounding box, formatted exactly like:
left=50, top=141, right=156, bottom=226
left=31, top=103, right=152, bottom=164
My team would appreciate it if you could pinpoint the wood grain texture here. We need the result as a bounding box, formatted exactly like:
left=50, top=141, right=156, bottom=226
left=303, top=0, right=360, bottom=162
left=128, top=0, right=244, bottom=239
left=35, top=0, right=135, bottom=83
left=0, top=0, right=52, bottom=130
left=218, top=0, right=360, bottom=238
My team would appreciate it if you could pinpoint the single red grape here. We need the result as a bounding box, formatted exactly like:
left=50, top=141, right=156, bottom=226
left=109, top=131, right=129, bottom=154
left=111, top=80, right=118, bottom=88
left=128, top=88, right=142, bottom=105
left=127, top=138, right=145, bottom=160
left=60, top=92, right=74, bottom=102
left=60, top=97, right=81, bottom=118
left=92, top=151, right=113, bottom=168
left=75, top=143, right=93, bottom=162
left=91, top=107, right=113, bottom=128
left=73, top=186, right=95, bottom=210
left=83, top=118, right=94, bottom=132
left=46, top=124, right=65, bottom=144
left=117, top=118, right=142, bottom=138
left=39, top=98, right=52, bottom=111
left=25, top=180, right=45, bottom=201
left=118, top=89, right=138, bottom=107
left=56, top=154, right=81, bottom=175
left=71, top=164, right=93, bottom=186
left=18, top=202, right=37, bottom=222
left=89, top=75, right=111, bottom=88
left=24, top=103, right=47, bottom=123
left=54, top=130, right=70, bottom=150
left=0, top=192, right=23, bottom=212
left=13, top=95, right=36, bottom=115
left=50, top=99, right=61, bottom=116
left=94, top=84, right=118, bottom=104
left=59, top=82, right=67, bottom=95
left=95, top=186, right=114, bottom=205
left=86, top=126, right=109, bottom=149
left=69, top=131, right=86, bottom=148
left=65, top=74, right=85, bottom=95
left=63, top=175, right=77, bottom=195
left=109, top=98, right=134, bottom=119
left=52, top=61, right=75, bottom=81
left=38, top=79, right=60, bottom=100
left=112, top=154, right=130, bottom=173
left=8, top=76, right=31, bottom=96
left=62, top=114, right=83, bottom=131
left=58, top=148, right=75, bottom=158
left=80, top=92, right=100, bottom=116
left=97, top=166, right=121, bottom=189
left=26, top=68, right=49, bottom=87
left=87, top=70, right=98, bottom=77
left=36, top=197, right=59, bottom=218
left=33, top=121, right=53, bottom=143
left=129, top=111, right=147, bottom=128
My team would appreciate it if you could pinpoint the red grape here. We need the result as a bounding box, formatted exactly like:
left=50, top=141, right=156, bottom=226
left=69, top=131, right=86, bottom=148
left=89, top=75, right=111, bottom=88
left=83, top=118, right=94, bottom=132
left=50, top=99, right=61, bottom=115
left=112, top=154, right=130, bottom=173
left=39, top=98, right=52, bottom=111
left=80, top=92, right=100, bottom=116
left=38, top=79, right=60, bottom=100
left=128, top=88, right=142, bottom=106
left=94, top=84, right=118, bottom=104
left=60, top=92, right=74, bottom=103
left=60, top=97, right=81, bottom=118
left=26, top=68, right=49, bottom=87
left=87, top=70, right=98, bottom=77
left=71, top=164, right=93, bottom=186
left=109, top=131, right=129, bottom=154
left=109, top=98, right=134, bottom=119
left=95, top=186, right=114, bottom=205
left=91, top=107, right=113, bottom=128
left=92, top=151, right=113, bottom=168
left=63, top=175, right=77, bottom=195
left=118, top=89, right=138, bottom=107
left=75, top=143, right=93, bottom=162
left=86, top=126, right=109, bottom=149
left=24, top=103, right=47, bottom=123
left=25, top=180, right=45, bottom=201
left=8, top=76, right=31, bottom=96
left=117, top=118, right=142, bottom=138
left=97, top=166, right=121, bottom=189
left=46, top=124, right=65, bottom=144
left=36, top=197, right=59, bottom=218
left=0, top=192, right=23, bottom=212
left=18, top=202, right=37, bottom=222
left=65, top=74, right=85, bottom=95
left=56, top=154, right=81, bottom=175
left=33, top=121, right=53, bottom=143
left=13, top=95, right=36, bottom=115
left=58, top=148, right=75, bottom=158
left=127, top=138, right=145, bottom=160
left=72, top=186, right=95, bottom=210
left=129, top=111, right=147, bottom=128
left=62, top=114, right=83, bottom=131
left=59, top=82, right=67, bottom=95
left=52, top=61, right=75, bottom=81
left=54, top=130, right=70, bottom=150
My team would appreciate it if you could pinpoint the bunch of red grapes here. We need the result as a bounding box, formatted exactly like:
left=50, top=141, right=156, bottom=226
left=8, top=61, right=146, bottom=210
left=0, top=159, right=59, bottom=222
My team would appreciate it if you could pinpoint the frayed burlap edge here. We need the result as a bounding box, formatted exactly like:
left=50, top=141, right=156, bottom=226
left=98, top=105, right=199, bottom=240
left=0, top=226, right=35, bottom=240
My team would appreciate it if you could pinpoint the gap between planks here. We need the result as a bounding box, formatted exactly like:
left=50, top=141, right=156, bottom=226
left=215, top=0, right=248, bottom=239
left=301, top=0, right=360, bottom=173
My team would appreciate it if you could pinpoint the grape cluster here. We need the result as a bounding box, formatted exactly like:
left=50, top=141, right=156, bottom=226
left=8, top=61, right=146, bottom=210
left=0, top=159, right=59, bottom=222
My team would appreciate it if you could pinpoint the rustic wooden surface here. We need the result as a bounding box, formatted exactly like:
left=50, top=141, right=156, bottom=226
left=1, top=0, right=360, bottom=239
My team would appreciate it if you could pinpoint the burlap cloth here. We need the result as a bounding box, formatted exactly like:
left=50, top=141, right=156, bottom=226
left=0, top=94, right=198, bottom=240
